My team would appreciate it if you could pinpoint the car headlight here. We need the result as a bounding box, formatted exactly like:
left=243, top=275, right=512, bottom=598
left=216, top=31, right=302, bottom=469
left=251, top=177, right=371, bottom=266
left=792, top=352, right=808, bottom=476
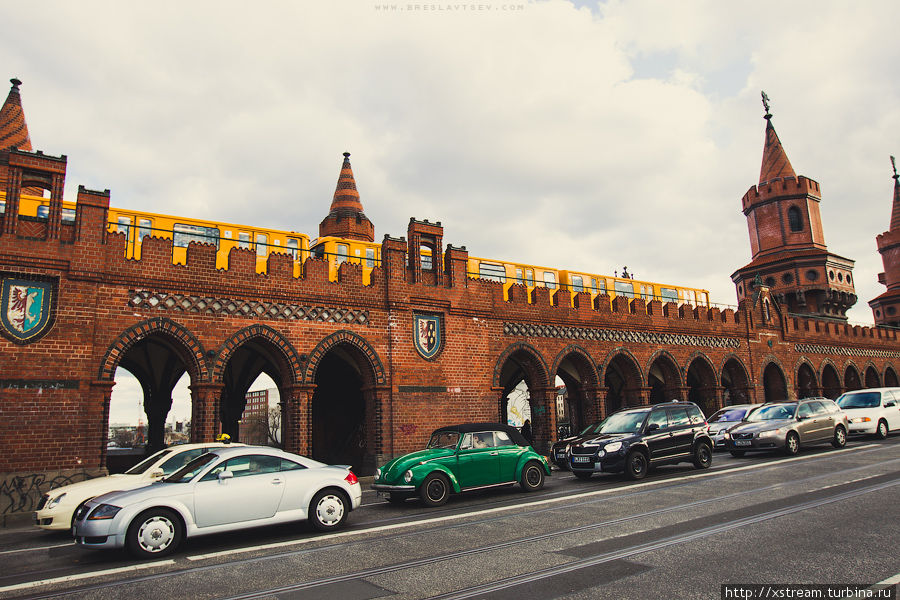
left=724, top=432, right=731, bottom=439
left=375, top=468, right=382, bottom=480
left=604, top=442, right=622, bottom=453
left=46, top=493, right=66, bottom=509
left=403, top=470, right=413, bottom=484
left=88, top=504, right=122, bottom=520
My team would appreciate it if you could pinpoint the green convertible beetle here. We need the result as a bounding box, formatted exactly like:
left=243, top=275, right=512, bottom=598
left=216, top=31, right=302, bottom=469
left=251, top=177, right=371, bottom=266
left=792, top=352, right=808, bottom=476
left=372, top=423, right=551, bottom=507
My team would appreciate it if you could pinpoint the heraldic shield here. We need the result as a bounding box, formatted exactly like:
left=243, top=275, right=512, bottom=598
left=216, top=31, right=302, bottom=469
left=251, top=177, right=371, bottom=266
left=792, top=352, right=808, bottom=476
left=1, top=276, right=56, bottom=344
left=413, top=314, right=442, bottom=360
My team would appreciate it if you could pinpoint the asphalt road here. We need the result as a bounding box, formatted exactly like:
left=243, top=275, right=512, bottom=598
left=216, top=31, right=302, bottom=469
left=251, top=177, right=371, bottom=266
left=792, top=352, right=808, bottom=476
left=1, top=437, right=899, bottom=600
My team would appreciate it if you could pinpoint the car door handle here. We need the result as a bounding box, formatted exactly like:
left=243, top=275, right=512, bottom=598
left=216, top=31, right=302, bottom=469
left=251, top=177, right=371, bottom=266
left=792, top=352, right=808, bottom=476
left=271, top=478, right=283, bottom=485
left=490, top=452, right=499, bottom=456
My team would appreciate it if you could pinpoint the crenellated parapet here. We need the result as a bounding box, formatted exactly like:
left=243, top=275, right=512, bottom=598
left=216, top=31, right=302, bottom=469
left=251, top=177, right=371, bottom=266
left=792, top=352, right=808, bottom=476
left=741, top=175, right=821, bottom=213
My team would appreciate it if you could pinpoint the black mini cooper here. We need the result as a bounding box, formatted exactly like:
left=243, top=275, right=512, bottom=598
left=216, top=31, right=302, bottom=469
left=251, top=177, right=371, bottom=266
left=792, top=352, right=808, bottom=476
left=568, top=401, right=712, bottom=480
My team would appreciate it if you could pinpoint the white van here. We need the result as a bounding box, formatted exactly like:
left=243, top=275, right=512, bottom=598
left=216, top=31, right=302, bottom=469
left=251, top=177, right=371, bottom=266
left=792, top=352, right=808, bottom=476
left=835, top=388, right=900, bottom=438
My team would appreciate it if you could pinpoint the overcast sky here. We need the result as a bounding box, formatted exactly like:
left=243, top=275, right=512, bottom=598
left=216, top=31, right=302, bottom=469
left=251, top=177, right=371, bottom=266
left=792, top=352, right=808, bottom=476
left=4, top=1, right=898, bottom=425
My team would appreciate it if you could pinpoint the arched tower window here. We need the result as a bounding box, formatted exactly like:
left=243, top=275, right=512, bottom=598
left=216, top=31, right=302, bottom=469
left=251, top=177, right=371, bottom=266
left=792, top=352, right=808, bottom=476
left=787, top=206, right=803, bottom=232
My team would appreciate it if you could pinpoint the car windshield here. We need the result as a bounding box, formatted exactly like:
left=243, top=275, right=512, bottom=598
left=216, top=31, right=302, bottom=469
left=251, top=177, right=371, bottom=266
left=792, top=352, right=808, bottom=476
left=579, top=422, right=603, bottom=436
left=747, top=404, right=797, bottom=421
left=163, top=453, right=218, bottom=483
left=836, top=392, right=881, bottom=409
left=125, top=449, right=172, bottom=474
left=427, top=431, right=460, bottom=449
left=708, top=408, right=749, bottom=423
left=597, top=409, right=649, bottom=434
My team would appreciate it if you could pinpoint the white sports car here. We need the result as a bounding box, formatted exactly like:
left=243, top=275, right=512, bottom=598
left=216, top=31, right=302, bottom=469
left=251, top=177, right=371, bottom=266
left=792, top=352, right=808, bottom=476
left=72, top=446, right=362, bottom=558
left=34, top=442, right=239, bottom=531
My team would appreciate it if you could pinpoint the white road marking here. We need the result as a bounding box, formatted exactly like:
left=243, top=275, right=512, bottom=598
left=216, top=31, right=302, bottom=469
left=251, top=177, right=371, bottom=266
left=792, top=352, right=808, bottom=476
left=186, top=444, right=879, bottom=562
left=875, top=572, right=900, bottom=586
left=0, top=542, right=73, bottom=555
left=0, top=561, right=175, bottom=593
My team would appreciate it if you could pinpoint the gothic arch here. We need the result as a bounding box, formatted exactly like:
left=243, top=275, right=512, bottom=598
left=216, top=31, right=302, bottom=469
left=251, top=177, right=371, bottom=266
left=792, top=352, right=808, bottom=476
left=820, top=360, right=842, bottom=399
left=885, top=364, right=899, bottom=387
left=646, top=350, right=683, bottom=404
left=493, top=342, right=551, bottom=390
left=549, top=345, right=599, bottom=384
left=795, top=358, right=819, bottom=399
left=98, top=317, right=208, bottom=382
left=212, top=324, right=303, bottom=385
left=720, top=354, right=751, bottom=406
left=601, top=347, right=644, bottom=413
left=550, top=345, right=601, bottom=433
left=761, top=357, right=789, bottom=402
left=843, top=361, right=862, bottom=392
left=304, top=330, right=386, bottom=386
left=863, top=362, right=881, bottom=389
left=686, top=352, right=718, bottom=415
left=599, top=347, right=645, bottom=385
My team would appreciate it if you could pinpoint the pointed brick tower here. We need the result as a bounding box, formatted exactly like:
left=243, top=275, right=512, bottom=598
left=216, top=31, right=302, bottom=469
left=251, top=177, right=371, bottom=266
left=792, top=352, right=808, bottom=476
left=731, top=93, right=856, bottom=320
left=869, top=158, right=900, bottom=326
left=1, top=78, right=34, bottom=188
left=318, top=152, right=374, bottom=242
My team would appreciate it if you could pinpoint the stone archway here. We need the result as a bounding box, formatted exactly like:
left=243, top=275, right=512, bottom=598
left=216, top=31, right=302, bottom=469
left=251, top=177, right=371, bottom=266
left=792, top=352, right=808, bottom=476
left=844, top=364, right=862, bottom=392
left=821, top=362, right=842, bottom=399
left=551, top=346, right=601, bottom=437
left=686, top=354, right=719, bottom=415
left=647, top=352, right=682, bottom=405
left=721, top=356, right=752, bottom=406
left=494, top=343, right=552, bottom=452
left=796, top=361, right=818, bottom=399
left=864, top=364, right=881, bottom=389
left=763, top=361, right=788, bottom=402
left=602, top=349, right=644, bottom=414
left=885, top=366, right=899, bottom=387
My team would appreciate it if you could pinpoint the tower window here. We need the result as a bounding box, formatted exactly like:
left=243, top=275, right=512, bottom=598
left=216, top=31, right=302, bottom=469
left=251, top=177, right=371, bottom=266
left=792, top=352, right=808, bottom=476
left=788, top=206, right=803, bottom=232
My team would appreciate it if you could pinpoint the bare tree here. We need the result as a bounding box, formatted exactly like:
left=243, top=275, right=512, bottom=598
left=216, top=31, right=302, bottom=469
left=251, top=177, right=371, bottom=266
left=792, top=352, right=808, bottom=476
left=243, top=407, right=282, bottom=447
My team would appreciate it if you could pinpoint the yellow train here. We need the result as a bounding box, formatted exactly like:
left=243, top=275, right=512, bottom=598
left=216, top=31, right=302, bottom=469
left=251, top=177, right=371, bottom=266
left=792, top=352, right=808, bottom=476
left=4, top=192, right=709, bottom=306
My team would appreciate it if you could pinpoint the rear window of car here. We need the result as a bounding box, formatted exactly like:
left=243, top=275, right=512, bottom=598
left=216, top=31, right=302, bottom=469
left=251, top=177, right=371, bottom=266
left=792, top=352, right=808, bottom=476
left=686, top=404, right=705, bottom=424
left=667, top=407, right=691, bottom=426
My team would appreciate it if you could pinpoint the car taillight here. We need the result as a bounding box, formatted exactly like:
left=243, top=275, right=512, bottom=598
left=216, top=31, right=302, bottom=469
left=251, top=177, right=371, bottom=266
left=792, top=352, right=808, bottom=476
left=345, top=471, right=359, bottom=485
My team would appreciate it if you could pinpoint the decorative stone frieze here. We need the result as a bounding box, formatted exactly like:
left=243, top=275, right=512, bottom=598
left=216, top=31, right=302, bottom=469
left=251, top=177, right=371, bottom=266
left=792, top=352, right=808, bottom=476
left=504, top=322, right=741, bottom=349
left=794, top=343, right=900, bottom=359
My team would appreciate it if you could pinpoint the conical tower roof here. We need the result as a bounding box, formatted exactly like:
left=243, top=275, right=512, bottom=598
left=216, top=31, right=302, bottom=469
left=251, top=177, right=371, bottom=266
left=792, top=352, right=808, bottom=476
left=759, top=116, right=796, bottom=185
left=890, top=157, right=900, bottom=232
left=318, top=152, right=375, bottom=242
left=0, top=78, right=32, bottom=153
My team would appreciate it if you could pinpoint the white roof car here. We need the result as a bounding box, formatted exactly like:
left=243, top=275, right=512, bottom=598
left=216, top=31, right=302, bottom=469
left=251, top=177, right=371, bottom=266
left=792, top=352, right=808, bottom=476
left=835, top=388, right=900, bottom=438
left=34, top=442, right=241, bottom=531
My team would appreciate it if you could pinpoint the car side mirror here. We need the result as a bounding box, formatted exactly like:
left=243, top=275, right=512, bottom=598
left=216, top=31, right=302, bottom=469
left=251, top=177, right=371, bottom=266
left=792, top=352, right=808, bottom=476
left=218, top=470, right=233, bottom=482
left=885, top=401, right=896, bottom=408
left=149, top=468, right=164, bottom=479
left=647, top=423, right=660, bottom=432
left=797, top=414, right=808, bottom=421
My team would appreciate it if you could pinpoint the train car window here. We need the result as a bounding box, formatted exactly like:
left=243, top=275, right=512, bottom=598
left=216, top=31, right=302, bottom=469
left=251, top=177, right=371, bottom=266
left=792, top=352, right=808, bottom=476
left=138, top=219, right=152, bottom=240
left=614, top=280, right=634, bottom=298
left=0, top=200, right=5, bottom=213
left=287, top=238, right=300, bottom=259
left=238, top=232, right=251, bottom=249
left=37, top=205, right=50, bottom=220
left=174, top=223, right=220, bottom=248
left=572, top=275, right=584, bottom=292
left=526, top=269, right=534, bottom=287
left=337, top=243, right=349, bottom=264
left=117, top=216, right=131, bottom=235
left=543, top=272, right=557, bottom=289
left=62, top=208, right=76, bottom=222
left=366, top=247, right=375, bottom=268
left=597, top=279, right=607, bottom=294
left=256, top=234, right=268, bottom=256
left=420, top=246, right=433, bottom=271
left=591, top=278, right=598, bottom=292
left=660, top=287, right=678, bottom=303
left=515, top=268, right=524, bottom=284
left=479, top=262, right=506, bottom=283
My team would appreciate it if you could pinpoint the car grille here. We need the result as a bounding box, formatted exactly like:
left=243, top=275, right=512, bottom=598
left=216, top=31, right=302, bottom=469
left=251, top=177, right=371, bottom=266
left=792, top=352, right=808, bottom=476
left=36, top=494, right=49, bottom=511
left=732, top=432, right=754, bottom=440
left=571, top=445, right=598, bottom=455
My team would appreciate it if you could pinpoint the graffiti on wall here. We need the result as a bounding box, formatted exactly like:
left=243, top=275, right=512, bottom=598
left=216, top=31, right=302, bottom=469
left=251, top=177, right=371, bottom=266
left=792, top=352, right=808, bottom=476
left=0, top=472, right=85, bottom=514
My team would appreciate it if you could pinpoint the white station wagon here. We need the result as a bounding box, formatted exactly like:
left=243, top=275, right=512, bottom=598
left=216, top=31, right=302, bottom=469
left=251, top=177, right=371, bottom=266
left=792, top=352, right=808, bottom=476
left=34, top=442, right=239, bottom=531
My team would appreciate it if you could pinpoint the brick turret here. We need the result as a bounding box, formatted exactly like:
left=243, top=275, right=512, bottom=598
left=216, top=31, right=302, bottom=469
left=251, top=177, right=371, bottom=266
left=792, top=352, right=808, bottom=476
left=869, top=158, right=900, bottom=326
left=318, top=152, right=375, bottom=242
left=1, top=78, right=35, bottom=192
left=731, top=93, right=856, bottom=320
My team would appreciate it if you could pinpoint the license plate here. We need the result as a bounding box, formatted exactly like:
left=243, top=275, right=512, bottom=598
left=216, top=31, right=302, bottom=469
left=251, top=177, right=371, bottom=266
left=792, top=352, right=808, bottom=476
left=572, top=456, right=591, bottom=463
left=735, top=440, right=751, bottom=446
left=556, top=451, right=566, bottom=458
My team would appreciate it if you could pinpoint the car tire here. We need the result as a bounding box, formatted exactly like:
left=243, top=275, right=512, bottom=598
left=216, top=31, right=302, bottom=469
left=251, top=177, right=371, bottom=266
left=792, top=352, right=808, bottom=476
left=692, top=441, right=713, bottom=469
left=624, top=450, right=648, bottom=480
left=729, top=449, right=745, bottom=458
left=831, top=426, right=847, bottom=449
left=420, top=473, right=450, bottom=507
left=784, top=432, right=800, bottom=456
left=519, top=461, right=545, bottom=492
left=573, top=471, right=593, bottom=480
left=126, top=508, right=183, bottom=559
left=309, top=489, right=349, bottom=532
left=876, top=420, right=889, bottom=440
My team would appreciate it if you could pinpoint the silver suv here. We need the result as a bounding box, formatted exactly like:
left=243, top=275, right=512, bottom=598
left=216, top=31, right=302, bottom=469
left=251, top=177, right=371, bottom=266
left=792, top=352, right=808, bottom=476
left=725, top=398, right=849, bottom=456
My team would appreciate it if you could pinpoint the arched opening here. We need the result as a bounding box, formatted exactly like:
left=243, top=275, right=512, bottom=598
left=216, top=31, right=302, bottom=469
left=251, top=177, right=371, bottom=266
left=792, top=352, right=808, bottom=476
left=721, top=358, right=751, bottom=406
left=603, top=352, right=642, bottom=415
left=647, top=353, right=681, bottom=405
left=311, top=346, right=375, bottom=473
left=844, top=365, right=862, bottom=392
left=495, top=345, right=550, bottom=451
left=821, top=364, right=841, bottom=399
left=553, top=349, right=600, bottom=437
left=864, top=366, right=881, bottom=389
left=219, top=337, right=293, bottom=446
left=796, top=363, right=818, bottom=399
left=885, top=366, right=899, bottom=387
left=762, top=362, right=788, bottom=403
left=686, top=356, right=718, bottom=415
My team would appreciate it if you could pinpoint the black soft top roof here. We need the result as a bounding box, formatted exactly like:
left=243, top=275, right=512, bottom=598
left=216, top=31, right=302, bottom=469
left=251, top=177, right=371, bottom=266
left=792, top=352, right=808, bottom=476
left=431, top=422, right=530, bottom=447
